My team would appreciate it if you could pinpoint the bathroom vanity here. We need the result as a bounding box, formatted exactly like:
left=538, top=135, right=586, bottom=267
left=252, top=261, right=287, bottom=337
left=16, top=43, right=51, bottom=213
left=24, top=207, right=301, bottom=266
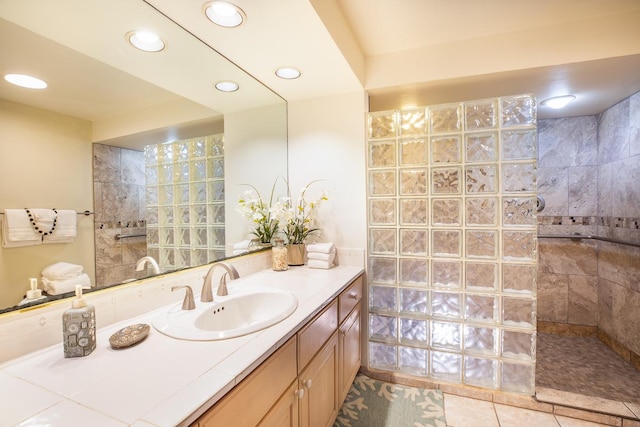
left=0, top=263, right=364, bottom=426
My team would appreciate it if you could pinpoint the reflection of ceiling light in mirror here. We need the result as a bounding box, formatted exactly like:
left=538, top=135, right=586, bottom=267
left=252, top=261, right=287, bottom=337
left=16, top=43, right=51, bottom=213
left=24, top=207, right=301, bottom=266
left=215, top=81, right=239, bottom=92
left=275, top=67, right=301, bottom=79
left=4, top=73, right=48, bottom=89
left=540, top=95, right=576, bottom=109
left=204, top=1, right=245, bottom=28
left=127, top=30, right=166, bottom=52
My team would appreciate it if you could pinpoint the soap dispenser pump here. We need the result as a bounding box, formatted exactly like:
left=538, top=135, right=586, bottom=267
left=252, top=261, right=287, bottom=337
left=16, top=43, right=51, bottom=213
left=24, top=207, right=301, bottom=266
left=62, top=285, right=96, bottom=358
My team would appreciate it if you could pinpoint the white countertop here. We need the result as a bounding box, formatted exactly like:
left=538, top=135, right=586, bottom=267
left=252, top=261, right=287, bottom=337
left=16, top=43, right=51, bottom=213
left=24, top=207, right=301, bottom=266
left=0, top=265, right=364, bottom=427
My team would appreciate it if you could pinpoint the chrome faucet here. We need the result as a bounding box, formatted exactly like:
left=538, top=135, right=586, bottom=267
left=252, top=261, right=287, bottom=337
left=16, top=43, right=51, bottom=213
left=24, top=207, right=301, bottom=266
left=201, top=262, right=239, bottom=302
left=136, top=256, right=161, bottom=275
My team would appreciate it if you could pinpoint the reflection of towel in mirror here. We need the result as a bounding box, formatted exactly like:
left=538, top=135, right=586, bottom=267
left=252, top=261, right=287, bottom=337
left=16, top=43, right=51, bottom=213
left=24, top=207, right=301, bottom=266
left=308, top=259, right=334, bottom=269
left=42, top=273, right=91, bottom=295
left=306, top=242, right=335, bottom=254
left=43, top=210, right=77, bottom=244
left=41, top=262, right=84, bottom=281
left=232, top=239, right=252, bottom=255
left=1, top=209, right=42, bottom=247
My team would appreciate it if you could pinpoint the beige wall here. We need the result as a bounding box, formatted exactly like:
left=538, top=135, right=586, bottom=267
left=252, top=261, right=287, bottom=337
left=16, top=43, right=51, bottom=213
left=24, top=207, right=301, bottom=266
left=0, top=99, right=95, bottom=308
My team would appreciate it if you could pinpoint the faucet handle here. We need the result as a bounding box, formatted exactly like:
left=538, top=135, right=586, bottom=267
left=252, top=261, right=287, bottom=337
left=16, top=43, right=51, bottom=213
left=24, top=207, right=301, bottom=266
left=217, top=273, right=229, bottom=297
left=171, top=285, right=195, bottom=310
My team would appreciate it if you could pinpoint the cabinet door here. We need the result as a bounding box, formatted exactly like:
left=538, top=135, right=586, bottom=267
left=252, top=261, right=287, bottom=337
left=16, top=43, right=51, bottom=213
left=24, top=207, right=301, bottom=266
left=299, top=332, right=339, bottom=427
left=338, top=306, right=361, bottom=405
left=258, top=381, right=299, bottom=427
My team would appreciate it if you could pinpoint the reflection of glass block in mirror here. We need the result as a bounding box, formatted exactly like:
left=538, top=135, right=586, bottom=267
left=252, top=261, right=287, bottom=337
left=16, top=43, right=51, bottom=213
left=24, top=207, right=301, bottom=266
left=175, top=184, right=189, bottom=204
left=369, top=342, right=397, bottom=370
left=465, top=98, right=498, bottom=130
left=177, top=227, right=190, bottom=246
left=369, top=170, right=396, bottom=196
left=465, top=262, right=498, bottom=291
left=159, top=206, right=174, bottom=225
left=190, top=205, right=207, bottom=224
left=465, top=294, right=498, bottom=323
left=502, top=129, right=537, bottom=160
left=465, top=132, right=497, bottom=163
left=369, top=111, right=396, bottom=139
left=399, top=346, right=428, bottom=376
left=432, top=167, right=460, bottom=194
left=146, top=208, right=159, bottom=226
left=431, top=135, right=461, bottom=163
left=144, top=145, right=158, bottom=163
left=432, top=230, right=461, bottom=257
left=159, top=185, right=174, bottom=205
left=146, top=227, right=159, bottom=246
left=501, top=361, right=535, bottom=394
left=207, top=135, right=225, bottom=156
left=399, top=258, right=428, bottom=286
left=192, top=183, right=207, bottom=203
left=192, top=227, right=207, bottom=247
left=191, top=138, right=207, bottom=158
left=207, top=158, right=224, bottom=179
left=399, top=199, right=427, bottom=225
left=432, top=198, right=461, bottom=226
left=464, top=356, right=498, bottom=389
left=160, top=143, right=174, bottom=163
left=369, top=314, right=397, bottom=342
left=369, top=198, right=396, bottom=225
left=175, top=248, right=191, bottom=268
left=146, top=186, right=158, bottom=206
left=502, top=197, right=536, bottom=226
left=502, top=297, right=536, bottom=328
left=190, top=160, right=207, bottom=181
left=431, top=350, right=462, bottom=383
left=145, top=165, right=158, bottom=185
left=502, top=264, right=536, bottom=294
left=502, top=162, right=536, bottom=193
left=208, top=180, right=225, bottom=201
left=465, top=197, right=498, bottom=226
left=175, top=162, right=190, bottom=183
left=160, top=248, right=175, bottom=269
left=176, top=141, right=189, bottom=161
left=465, top=165, right=497, bottom=193
left=159, top=164, right=174, bottom=184
left=400, top=229, right=428, bottom=256
left=399, top=288, right=428, bottom=314
left=191, top=249, right=208, bottom=266
left=399, top=169, right=428, bottom=195
left=369, top=140, right=396, bottom=168
left=369, top=257, right=397, bottom=284
left=398, top=108, right=427, bottom=136
left=431, top=320, right=462, bottom=348
left=370, top=285, right=398, bottom=311
left=501, top=94, right=536, bottom=128
left=465, top=230, right=498, bottom=259
left=370, top=228, right=397, bottom=255
left=176, top=207, right=190, bottom=224
left=208, top=249, right=226, bottom=261
left=430, top=103, right=462, bottom=134
left=399, top=138, right=427, bottom=166
left=431, top=260, right=462, bottom=288
left=208, top=227, right=225, bottom=246
left=160, top=227, right=174, bottom=246
left=207, top=204, right=225, bottom=224
left=400, top=318, right=428, bottom=344
left=502, top=231, right=537, bottom=260
left=464, top=325, right=498, bottom=356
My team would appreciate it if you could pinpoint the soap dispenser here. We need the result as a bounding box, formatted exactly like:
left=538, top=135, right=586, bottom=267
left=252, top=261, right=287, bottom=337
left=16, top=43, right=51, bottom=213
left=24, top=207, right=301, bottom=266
left=62, top=285, right=96, bottom=358
left=18, top=278, right=46, bottom=306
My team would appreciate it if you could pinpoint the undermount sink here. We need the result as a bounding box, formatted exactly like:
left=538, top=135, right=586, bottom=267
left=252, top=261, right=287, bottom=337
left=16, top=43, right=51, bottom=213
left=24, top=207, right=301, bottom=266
left=152, top=287, right=298, bottom=341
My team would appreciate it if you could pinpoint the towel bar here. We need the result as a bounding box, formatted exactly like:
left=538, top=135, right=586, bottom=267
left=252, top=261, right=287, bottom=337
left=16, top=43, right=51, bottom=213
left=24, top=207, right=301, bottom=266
left=115, top=233, right=147, bottom=240
left=538, top=234, right=640, bottom=249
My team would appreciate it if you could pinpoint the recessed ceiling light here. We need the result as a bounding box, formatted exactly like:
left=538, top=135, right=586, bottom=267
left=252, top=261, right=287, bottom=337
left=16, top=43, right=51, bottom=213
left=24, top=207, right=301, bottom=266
left=275, top=67, right=301, bottom=80
left=127, top=30, right=166, bottom=52
left=204, top=1, right=245, bottom=28
left=215, top=81, right=239, bottom=92
left=540, top=95, right=576, bottom=109
left=4, top=73, right=47, bottom=89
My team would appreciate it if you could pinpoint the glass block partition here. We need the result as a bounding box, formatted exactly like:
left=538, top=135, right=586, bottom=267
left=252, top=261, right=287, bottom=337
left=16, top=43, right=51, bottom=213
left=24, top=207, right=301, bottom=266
left=144, top=134, right=226, bottom=272
left=366, top=95, right=538, bottom=394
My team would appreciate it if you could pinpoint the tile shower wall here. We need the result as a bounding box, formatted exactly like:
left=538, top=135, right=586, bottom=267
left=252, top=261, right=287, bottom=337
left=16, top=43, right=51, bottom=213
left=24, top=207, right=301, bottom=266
left=93, top=143, right=147, bottom=287
left=144, top=135, right=226, bottom=272
left=366, top=95, right=538, bottom=394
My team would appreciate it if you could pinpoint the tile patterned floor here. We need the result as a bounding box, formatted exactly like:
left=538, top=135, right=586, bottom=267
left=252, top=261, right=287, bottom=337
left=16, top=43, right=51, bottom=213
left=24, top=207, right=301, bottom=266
left=536, top=333, right=640, bottom=404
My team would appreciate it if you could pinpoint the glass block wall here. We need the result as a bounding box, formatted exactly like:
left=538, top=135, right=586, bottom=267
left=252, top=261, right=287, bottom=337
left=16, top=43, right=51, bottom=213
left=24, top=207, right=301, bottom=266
left=144, top=134, right=226, bottom=272
left=366, top=94, right=538, bottom=394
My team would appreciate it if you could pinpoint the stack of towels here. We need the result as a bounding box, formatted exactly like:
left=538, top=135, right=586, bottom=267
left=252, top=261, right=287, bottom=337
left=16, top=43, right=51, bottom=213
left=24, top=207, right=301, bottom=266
left=306, top=243, right=336, bottom=269
left=41, top=262, right=91, bottom=295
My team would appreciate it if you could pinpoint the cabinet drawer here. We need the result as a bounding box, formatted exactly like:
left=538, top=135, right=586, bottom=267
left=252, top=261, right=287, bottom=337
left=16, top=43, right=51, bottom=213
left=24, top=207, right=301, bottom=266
left=338, top=276, right=362, bottom=324
left=297, top=299, right=338, bottom=372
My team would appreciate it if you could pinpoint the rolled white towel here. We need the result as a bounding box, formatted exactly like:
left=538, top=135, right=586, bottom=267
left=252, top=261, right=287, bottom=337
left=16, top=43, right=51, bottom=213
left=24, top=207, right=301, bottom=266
left=42, top=273, right=91, bottom=295
left=43, top=210, right=77, bottom=244
left=305, top=242, right=335, bottom=254
left=1, top=209, right=41, bottom=248
left=41, top=262, right=84, bottom=281
left=307, top=251, right=336, bottom=263
left=308, top=259, right=334, bottom=270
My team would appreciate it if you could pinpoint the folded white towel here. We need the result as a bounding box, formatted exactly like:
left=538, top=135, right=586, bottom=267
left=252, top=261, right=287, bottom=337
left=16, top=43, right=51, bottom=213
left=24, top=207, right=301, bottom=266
left=308, top=259, right=334, bottom=270
left=233, top=239, right=252, bottom=250
left=305, top=242, right=335, bottom=254
left=42, top=273, right=91, bottom=295
left=307, top=251, right=336, bottom=262
left=43, top=210, right=77, bottom=244
left=41, top=262, right=84, bottom=281
left=1, top=209, right=42, bottom=248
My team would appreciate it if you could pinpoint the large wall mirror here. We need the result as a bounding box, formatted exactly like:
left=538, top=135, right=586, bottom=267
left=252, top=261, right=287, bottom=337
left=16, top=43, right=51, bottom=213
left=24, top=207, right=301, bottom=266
left=0, top=0, right=287, bottom=313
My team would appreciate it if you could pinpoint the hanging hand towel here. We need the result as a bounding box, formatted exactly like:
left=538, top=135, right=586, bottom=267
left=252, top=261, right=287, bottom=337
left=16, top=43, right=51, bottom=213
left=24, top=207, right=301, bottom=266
left=1, top=209, right=42, bottom=248
left=43, top=210, right=77, bottom=244
left=308, top=258, right=334, bottom=269
left=41, top=262, right=84, bottom=281
left=42, top=273, right=91, bottom=295
left=305, top=242, right=335, bottom=254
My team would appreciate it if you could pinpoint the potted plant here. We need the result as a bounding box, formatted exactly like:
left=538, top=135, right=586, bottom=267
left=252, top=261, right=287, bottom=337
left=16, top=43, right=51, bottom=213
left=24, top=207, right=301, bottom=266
left=236, top=182, right=280, bottom=245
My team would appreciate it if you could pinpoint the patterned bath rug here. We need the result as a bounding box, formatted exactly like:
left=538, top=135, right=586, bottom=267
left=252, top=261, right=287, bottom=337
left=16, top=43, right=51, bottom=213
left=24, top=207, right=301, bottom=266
left=334, top=374, right=446, bottom=427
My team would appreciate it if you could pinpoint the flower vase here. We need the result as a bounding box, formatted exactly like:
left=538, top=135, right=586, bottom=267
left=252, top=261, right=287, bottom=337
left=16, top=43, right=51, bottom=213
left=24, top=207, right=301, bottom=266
left=287, top=243, right=305, bottom=266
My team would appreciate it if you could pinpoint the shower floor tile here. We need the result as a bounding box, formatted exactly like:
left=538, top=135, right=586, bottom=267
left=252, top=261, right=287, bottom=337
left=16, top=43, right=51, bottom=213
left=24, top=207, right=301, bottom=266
left=536, top=333, right=640, bottom=404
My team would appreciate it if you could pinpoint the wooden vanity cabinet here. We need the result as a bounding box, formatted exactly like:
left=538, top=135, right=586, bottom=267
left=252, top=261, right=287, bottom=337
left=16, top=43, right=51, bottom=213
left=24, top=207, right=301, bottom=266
left=337, top=277, right=362, bottom=404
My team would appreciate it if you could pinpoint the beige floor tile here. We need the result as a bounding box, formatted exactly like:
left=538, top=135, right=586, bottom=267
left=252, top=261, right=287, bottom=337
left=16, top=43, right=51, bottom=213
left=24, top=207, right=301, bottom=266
left=494, top=403, right=560, bottom=427
left=556, top=415, right=610, bottom=427
left=444, top=394, right=499, bottom=427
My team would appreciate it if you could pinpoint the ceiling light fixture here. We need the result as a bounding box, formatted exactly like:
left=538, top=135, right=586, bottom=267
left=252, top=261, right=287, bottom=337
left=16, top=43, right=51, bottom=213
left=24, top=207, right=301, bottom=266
left=127, top=30, right=166, bottom=52
left=540, top=95, right=576, bottom=109
left=4, top=73, right=47, bottom=89
left=275, top=67, right=301, bottom=80
left=215, top=80, right=239, bottom=92
left=204, top=1, right=245, bottom=28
